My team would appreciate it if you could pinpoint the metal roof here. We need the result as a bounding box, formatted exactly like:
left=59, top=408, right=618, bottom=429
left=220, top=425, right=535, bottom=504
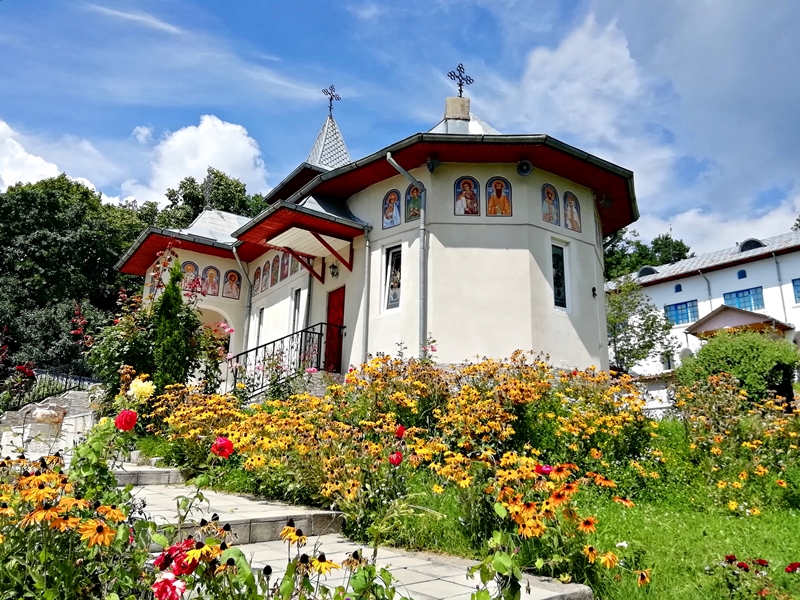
left=168, top=209, right=252, bottom=245
left=429, top=113, right=501, bottom=135
left=307, top=116, right=351, bottom=170
left=633, top=231, right=800, bottom=286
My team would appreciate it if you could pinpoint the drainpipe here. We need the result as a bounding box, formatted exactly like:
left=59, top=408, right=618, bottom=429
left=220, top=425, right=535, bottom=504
left=697, top=269, right=712, bottom=313
left=772, top=252, right=789, bottom=322
left=386, top=151, right=427, bottom=358
left=232, top=245, right=252, bottom=352
left=362, top=232, right=371, bottom=363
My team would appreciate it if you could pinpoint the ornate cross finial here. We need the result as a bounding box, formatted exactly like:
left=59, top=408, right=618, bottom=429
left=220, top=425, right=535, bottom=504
left=322, top=85, right=341, bottom=115
left=447, top=64, right=474, bottom=98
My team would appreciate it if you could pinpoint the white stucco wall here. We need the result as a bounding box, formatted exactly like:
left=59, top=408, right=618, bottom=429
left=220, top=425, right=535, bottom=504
left=634, top=251, right=800, bottom=375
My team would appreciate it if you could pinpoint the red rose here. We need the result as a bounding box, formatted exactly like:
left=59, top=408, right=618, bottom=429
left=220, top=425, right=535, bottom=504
left=737, top=561, right=750, bottom=572
left=388, top=451, right=402, bottom=467
left=395, top=425, right=406, bottom=439
left=754, top=559, right=769, bottom=567
left=725, top=555, right=737, bottom=564
left=114, top=410, right=138, bottom=431
left=170, top=552, right=198, bottom=576
left=785, top=562, right=800, bottom=573
left=535, top=464, right=553, bottom=476
left=211, top=436, right=234, bottom=459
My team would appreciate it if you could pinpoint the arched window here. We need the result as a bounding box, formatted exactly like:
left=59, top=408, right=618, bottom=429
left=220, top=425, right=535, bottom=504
left=674, top=284, right=682, bottom=293
left=638, top=266, right=658, bottom=277
left=737, top=269, right=747, bottom=279
left=740, top=239, right=765, bottom=252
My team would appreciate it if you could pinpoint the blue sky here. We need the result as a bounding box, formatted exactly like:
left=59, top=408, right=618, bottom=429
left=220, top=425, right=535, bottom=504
left=1, top=0, right=799, bottom=253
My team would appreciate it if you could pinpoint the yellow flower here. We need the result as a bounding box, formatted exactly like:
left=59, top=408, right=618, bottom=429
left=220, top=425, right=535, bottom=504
left=312, top=553, right=341, bottom=576
left=577, top=516, right=597, bottom=534
left=128, top=378, right=155, bottom=403
left=777, top=479, right=788, bottom=488
left=97, top=505, right=126, bottom=522
left=750, top=507, right=761, bottom=516
left=732, top=482, right=742, bottom=489
left=636, top=569, right=652, bottom=586
left=583, top=545, right=598, bottom=563
left=186, top=542, right=221, bottom=563
left=78, top=519, right=116, bottom=547
left=728, top=501, right=739, bottom=511
left=600, top=552, right=619, bottom=569
left=716, top=481, right=727, bottom=489
left=711, top=446, right=722, bottom=456
left=432, top=485, right=444, bottom=494
left=738, top=471, right=748, bottom=481
left=236, top=383, right=246, bottom=390
left=755, top=465, right=768, bottom=477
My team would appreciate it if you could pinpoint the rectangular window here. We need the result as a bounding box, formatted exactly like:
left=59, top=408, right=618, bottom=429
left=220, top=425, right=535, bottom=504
left=291, top=288, right=302, bottom=332
left=551, top=244, right=567, bottom=308
left=256, top=308, right=264, bottom=347
left=664, top=300, right=699, bottom=326
left=793, top=278, right=800, bottom=303
left=723, top=286, right=765, bottom=311
left=385, top=246, right=402, bottom=310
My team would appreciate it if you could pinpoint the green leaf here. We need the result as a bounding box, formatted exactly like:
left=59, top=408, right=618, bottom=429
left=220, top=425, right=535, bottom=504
left=534, top=558, right=544, bottom=570
left=492, top=552, right=512, bottom=575
left=493, top=502, right=508, bottom=519
left=473, top=590, right=491, bottom=600
left=151, top=533, right=169, bottom=548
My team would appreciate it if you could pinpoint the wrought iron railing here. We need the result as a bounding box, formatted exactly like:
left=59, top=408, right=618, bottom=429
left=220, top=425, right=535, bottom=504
left=222, top=322, right=345, bottom=399
left=0, top=360, right=95, bottom=413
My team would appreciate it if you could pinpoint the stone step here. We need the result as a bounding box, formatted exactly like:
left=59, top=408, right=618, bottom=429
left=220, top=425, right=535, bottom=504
left=234, top=533, right=592, bottom=600
left=134, top=484, right=341, bottom=547
left=114, top=464, right=185, bottom=486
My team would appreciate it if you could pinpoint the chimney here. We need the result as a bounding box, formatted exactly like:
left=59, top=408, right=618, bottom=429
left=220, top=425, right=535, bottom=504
left=442, top=97, right=471, bottom=134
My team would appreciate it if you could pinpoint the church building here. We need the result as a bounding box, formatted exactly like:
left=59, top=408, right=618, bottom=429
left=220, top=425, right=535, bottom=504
left=116, top=91, right=639, bottom=385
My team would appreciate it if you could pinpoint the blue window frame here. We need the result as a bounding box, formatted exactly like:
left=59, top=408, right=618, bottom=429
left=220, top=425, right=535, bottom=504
left=793, top=279, right=800, bottom=303
left=674, top=284, right=682, bottom=293
left=737, top=269, right=747, bottom=279
left=723, top=286, right=764, bottom=311
left=664, top=300, right=699, bottom=326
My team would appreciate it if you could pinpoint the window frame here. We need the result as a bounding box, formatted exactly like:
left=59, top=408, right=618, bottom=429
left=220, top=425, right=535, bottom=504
left=674, top=284, right=682, bottom=293
left=664, top=299, right=699, bottom=326
left=737, top=269, right=747, bottom=280
left=550, top=240, right=569, bottom=311
left=383, top=244, right=402, bottom=312
left=291, top=288, right=303, bottom=332
left=723, top=286, right=765, bottom=311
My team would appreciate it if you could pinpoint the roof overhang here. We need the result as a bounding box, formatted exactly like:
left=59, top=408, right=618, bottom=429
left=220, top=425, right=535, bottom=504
left=115, top=228, right=266, bottom=276
left=234, top=201, right=369, bottom=258
left=685, top=304, right=794, bottom=338
left=262, top=162, right=326, bottom=204
left=282, top=133, right=638, bottom=237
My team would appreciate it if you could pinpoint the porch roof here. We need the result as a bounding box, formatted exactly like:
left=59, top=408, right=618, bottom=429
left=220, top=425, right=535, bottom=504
left=685, top=305, right=794, bottom=337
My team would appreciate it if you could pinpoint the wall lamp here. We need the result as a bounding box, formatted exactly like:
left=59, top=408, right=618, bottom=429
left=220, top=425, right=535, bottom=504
left=329, top=263, right=339, bottom=279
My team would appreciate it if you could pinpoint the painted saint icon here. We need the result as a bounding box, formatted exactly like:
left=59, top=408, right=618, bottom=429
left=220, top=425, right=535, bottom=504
left=454, top=176, right=480, bottom=215
left=181, top=261, right=199, bottom=290
left=563, top=192, right=581, bottom=233
left=280, top=252, right=290, bottom=280
left=252, top=267, right=262, bottom=294
left=405, top=184, right=421, bottom=222
left=541, top=184, right=560, bottom=226
left=222, top=270, right=241, bottom=300
left=271, top=256, right=280, bottom=286
left=382, top=189, right=401, bottom=229
left=290, top=256, right=300, bottom=275
left=201, top=266, right=220, bottom=296
left=261, top=261, right=270, bottom=292
left=486, top=177, right=512, bottom=216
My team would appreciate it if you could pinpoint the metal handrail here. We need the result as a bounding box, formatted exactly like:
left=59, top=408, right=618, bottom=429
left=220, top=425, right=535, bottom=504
left=0, top=359, right=95, bottom=413
left=221, top=322, right=345, bottom=399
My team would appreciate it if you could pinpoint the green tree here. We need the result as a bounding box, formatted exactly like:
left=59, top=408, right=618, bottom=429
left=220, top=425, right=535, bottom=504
left=603, top=228, right=693, bottom=280
left=675, top=330, right=799, bottom=402
left=0, top=175, right=146, bottom=366
left=155, top=167, right=264, bottom=228
left=151, top=264, right=203, bottom=391
left=606, top=276, right=678, bottom=372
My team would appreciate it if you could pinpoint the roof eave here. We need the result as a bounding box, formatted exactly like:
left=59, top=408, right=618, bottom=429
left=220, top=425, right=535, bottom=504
left=263, top=162, right=327, bottom=204
left=232, top=200, right=372, bottom=239
left=114, top=227, right=235, bottom=272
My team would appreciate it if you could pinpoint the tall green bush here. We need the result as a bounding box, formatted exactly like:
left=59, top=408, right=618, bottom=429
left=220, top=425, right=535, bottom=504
left=675, top=330, right=799, bottom=401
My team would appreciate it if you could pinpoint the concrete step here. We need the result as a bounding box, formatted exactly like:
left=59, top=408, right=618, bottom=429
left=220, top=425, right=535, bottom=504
left=234, top=533, right=592, bottom=600
left=133, top=484, right=341, bottom=546
left=114, top=463, right=185, bottom=486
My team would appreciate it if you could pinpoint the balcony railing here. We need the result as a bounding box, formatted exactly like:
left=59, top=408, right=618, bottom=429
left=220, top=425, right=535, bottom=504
left=221, top=322, right=344, bottom=400
left=0, top=360, right=95, bottom=413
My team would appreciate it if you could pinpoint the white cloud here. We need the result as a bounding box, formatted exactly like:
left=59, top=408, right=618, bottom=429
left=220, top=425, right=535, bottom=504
left=132, top=125, right=153, bottom=144
left=0, top=121, right=60, bottom=191
left=86, top=5, right=183, bottom=34
left=347, top=3, right=384, bottom=21
left=122, top=115, right=268, bottom=205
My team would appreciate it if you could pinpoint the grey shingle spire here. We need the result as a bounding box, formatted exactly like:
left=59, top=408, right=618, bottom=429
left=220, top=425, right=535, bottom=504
left=306, top=115, right=351, bottom=170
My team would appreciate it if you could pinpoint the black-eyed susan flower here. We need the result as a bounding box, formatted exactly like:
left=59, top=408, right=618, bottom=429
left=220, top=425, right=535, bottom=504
left=612, top=496, right=635, bottom=509
left=97, top=504, right=126, bottom=522
left=296, top=553, right=311, bottom=576
left=288, top=528, right=307, bottom=548
left=583, top=545, right=598, bottom=563
left=215, top=557, right=237, bottom=575
left=186, top=541, right=221, bottom=563
left=50, top=516, right=81, bottom=532
left=0, top=502, right=14, bottom=517
left=600, top=552, right=619, bottom=569
left=312, top=553, right=341, bottom=576
left=635, top=569, right=651, bottom=586
left=57, top=496, right=91, bottom=513
left=78, top=519, right=116, bottom=547
left=20, top=483, right=57, bottom=504
left=577, top=516, right=597, bottom=534
left=342, top=550, right=366, bottom=570
left=279, top=518, right=295, bottom=541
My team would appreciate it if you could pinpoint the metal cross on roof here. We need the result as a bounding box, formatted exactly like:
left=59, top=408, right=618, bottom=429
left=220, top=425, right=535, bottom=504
left=322, top=85, right=341, bottom=115
left=447, top=63, right=474, bottom=98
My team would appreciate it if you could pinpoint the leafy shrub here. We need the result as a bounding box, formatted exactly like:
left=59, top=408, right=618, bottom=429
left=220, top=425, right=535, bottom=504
left=676, top=330, right=800, bottom=402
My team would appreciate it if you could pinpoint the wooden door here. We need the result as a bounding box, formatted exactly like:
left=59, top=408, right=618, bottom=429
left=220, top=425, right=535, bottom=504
left=324, top=286, right=345, bottom=372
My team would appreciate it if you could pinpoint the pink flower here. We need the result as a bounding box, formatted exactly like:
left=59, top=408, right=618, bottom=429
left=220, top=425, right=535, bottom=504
left=305, top=367, right=318, bottom=374
left=211, top=436, right=234, bottom=459
left=152, top=572, right=187, bottom=600
left=395, top=425, right=406, bottom=439
left=114, top=410, right=138, bottom=432
left=535, top=464, right=553, bottom=476
left=226, top=352, right=234, bottom=360
left=388, top=451, right=402, bottom=467
left=255, top=364, right=264, bottom=372
left=430, top=345, right=437, bottom=352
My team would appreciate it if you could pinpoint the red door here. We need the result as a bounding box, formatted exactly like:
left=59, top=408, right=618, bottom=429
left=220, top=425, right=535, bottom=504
left=324, top=286, right=345, bottom=372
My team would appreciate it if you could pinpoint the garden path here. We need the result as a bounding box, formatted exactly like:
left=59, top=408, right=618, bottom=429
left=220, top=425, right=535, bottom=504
left=132, top=484, right=592, bottom=600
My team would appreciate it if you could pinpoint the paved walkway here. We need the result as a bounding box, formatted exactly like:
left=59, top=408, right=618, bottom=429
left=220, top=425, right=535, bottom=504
left=132, top=484, right=591, bottom=600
